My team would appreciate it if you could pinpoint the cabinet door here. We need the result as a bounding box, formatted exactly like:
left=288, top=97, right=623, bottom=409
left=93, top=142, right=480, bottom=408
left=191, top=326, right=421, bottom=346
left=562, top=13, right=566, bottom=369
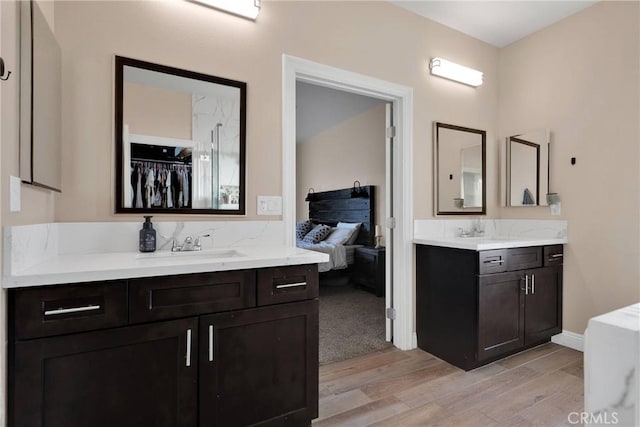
left=525, top=266, right=562, bottom=344
left=13, top=318, right=198, bottom=427
left=478, top=271, right=525, bottom=361
left=200, top=300, right=319, bottom=427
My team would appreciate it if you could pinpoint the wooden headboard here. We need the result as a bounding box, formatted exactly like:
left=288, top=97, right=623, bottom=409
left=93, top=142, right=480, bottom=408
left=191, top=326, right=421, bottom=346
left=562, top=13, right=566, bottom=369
left=307, top=186, right=376, bottom=247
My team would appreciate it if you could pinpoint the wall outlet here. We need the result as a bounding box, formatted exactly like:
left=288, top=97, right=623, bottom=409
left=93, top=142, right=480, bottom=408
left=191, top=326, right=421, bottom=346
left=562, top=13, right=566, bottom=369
left=257, top=196, right=282, bottom=215
left=10, top=176, right=21, bottom=212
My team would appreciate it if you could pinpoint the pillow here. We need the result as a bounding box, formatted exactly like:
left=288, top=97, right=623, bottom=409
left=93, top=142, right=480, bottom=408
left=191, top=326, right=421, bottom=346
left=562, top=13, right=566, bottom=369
left=324, top=227, right=357, bottom=245
left=295, top=220, right=313, bottom=241
left=303, top=224, right=332, bottom=244
left=337, top=222, right=362, bottom=245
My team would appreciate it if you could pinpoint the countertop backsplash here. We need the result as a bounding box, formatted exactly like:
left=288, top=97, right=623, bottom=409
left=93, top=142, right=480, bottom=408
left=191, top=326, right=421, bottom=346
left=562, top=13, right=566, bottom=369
left=414, top=219, right=567, bottom=240
left=4, top=220, right=285, bottom=276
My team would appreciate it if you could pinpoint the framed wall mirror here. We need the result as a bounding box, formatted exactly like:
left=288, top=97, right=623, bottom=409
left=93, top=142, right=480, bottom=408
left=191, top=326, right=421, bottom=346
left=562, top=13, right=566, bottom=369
left=434, top=122, right=486, bottom=215
left=115, top=56, right=246, bottom=214
left=506, top=129, right=549, bottom=206
left=19, top=0, right=62, bottom=192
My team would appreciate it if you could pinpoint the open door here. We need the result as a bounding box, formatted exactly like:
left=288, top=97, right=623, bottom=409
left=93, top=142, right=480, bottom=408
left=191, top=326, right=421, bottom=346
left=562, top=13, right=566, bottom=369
left=385, top=102, right=394, bottom=342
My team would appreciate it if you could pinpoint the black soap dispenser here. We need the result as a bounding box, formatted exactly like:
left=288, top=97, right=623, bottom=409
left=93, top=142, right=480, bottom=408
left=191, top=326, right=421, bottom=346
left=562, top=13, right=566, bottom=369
left=139, top=216, right=156, bottom=253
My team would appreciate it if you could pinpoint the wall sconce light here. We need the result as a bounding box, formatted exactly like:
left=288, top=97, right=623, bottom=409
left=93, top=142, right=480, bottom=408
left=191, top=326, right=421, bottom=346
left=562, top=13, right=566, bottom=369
left=351, top=180, right=369, bottom=198
left=188, top=0, right=261, bottom=20
left=429, top=57, right=483, bottom=87
left=304, top=188, right=316, bottom=202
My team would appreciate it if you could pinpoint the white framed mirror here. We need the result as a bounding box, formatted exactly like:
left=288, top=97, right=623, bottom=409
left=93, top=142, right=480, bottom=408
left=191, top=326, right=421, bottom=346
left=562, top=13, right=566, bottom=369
left=506, top=129, right=550, bottom=207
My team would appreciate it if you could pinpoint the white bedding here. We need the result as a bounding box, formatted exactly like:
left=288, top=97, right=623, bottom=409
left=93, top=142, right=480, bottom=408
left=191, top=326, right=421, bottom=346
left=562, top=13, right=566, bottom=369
left=296, top=240, right=347, bottom=273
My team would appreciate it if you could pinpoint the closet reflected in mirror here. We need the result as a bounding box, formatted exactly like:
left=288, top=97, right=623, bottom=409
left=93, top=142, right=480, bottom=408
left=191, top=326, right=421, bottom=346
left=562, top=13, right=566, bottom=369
left=115, top=56, right=246, bottom=214
left=434, top=122, right=486, bottom=215
left=506, top=129, right=549, bottom=206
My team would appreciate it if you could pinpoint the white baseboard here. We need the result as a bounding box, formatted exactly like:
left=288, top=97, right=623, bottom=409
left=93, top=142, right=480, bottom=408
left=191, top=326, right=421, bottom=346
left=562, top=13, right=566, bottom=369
left=552, top=330, right=584, bottom=352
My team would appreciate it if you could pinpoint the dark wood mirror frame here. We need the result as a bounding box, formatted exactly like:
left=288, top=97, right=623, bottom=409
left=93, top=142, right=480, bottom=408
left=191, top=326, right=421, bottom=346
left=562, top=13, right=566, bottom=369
left=114, top=56, right=247, bottom=215
left=434, top=122, right=486, bottom=216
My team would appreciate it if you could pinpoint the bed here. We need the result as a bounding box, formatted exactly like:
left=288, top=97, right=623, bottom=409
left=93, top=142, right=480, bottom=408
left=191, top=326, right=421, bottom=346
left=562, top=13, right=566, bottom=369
left=296, top=185, right=375, bottom=274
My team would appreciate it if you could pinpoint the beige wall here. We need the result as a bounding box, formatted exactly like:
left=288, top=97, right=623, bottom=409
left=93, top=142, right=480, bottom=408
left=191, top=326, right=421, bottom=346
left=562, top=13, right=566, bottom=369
left=0, top=1, right=56, bottom=227
left=50, top=0, right=498, bottom=221
left=498, top=1, right=640, bottom=333
left=123, top=82, right=192, bottom=140
left=296, top=103, right=387, bottom=241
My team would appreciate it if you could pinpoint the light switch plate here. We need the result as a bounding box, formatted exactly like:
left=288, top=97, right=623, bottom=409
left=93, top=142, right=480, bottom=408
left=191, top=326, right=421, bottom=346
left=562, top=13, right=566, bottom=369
left=257, top=196, right=282, bottom=215
left=10, top=175, right=21, bottom=212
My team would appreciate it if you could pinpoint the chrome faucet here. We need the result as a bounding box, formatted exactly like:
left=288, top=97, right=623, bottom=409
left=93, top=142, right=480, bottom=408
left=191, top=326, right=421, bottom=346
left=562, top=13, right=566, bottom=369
left=171, top=233, right=211, bottom=252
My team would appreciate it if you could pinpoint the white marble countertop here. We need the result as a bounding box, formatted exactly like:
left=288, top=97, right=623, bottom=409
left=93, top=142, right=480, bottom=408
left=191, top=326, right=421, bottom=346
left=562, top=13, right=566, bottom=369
left=2, top=246, right=329, bottom=288
left=413, top=236, right=568, bottom=251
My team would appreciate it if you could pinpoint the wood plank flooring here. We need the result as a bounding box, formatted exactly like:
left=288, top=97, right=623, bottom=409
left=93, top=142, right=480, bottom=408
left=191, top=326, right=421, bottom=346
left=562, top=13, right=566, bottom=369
left=315, top=343, right=584, bottom=426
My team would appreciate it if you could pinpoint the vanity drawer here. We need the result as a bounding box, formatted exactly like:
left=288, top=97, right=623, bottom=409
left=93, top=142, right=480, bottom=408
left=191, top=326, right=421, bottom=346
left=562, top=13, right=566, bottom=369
left=507, top=247, right=542, bottom=271
left=257, top=264, right=319, bottom=306
left=129, top=270, right=256, bottom=323
left=544, top=245, right=564, bottom=266
left=12, top=281, right=128, bottom=340
left=478, top=250, right=507, bottom=275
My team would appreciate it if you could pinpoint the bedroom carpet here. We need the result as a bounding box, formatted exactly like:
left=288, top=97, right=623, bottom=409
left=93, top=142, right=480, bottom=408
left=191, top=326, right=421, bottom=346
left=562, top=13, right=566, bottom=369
left=319, top=284, right=391, bottom=365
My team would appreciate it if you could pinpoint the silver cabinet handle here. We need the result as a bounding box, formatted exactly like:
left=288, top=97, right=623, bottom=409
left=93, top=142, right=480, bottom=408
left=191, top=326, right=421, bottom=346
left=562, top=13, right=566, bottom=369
left=44, top=304, right=101, bottom=316
left=524, top=275, right=529, bottom=295
left=208, top=325, right=214, bottom=362
left=484, top=259, right=504, bottom=265
left=550, top=254, right=563, bottom=258
left=275, top=282, right=307, bottom=289
left=186, top=329, right=192, bottom=367
left=532, top=274, right=535, bottom=294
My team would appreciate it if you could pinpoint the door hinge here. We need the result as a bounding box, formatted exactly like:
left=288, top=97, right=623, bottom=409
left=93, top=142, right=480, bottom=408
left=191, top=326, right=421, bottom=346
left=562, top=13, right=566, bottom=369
left=386, top=307, right=396, bottom=320
left=386, top=217, right=396, bottom=229
left=386, top=126, right=396, bottom=139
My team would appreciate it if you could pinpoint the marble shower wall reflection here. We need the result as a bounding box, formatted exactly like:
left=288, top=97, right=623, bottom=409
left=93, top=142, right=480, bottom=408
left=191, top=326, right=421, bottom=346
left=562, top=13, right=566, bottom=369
left=192, top=94, right=241, bottom=208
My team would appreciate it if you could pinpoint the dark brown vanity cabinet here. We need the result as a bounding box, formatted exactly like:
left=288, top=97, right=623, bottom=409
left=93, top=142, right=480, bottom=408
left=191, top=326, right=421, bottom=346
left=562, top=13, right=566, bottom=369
left=12, top=317, right=198, bottom=427
left=9, top=265, right=319, bottom=427
left=200, top=300, right=318, bottom=426
left=416, top=245, right=563, bottom=370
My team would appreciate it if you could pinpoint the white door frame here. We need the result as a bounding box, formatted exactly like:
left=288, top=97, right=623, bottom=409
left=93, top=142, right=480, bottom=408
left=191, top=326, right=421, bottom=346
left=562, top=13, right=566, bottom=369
left=282, top=55, right=415, bottom=350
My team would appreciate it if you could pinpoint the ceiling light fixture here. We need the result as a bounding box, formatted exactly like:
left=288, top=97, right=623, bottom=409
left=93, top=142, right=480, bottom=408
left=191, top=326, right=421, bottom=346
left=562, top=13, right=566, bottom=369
left=429, top=57, right=483, bottom=87
left=189, top=0, right=261, bottom=21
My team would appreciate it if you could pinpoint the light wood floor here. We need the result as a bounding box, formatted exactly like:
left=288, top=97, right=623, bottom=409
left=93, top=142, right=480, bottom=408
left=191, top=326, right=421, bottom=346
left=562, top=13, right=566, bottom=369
left=315, top=343, right=584, bottom=426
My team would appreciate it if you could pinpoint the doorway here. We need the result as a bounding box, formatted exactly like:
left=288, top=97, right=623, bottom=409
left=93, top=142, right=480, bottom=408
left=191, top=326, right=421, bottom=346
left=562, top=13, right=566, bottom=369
left=296, top=81, right=389, bottom=364
left=282, top=55, right=415, bottom=351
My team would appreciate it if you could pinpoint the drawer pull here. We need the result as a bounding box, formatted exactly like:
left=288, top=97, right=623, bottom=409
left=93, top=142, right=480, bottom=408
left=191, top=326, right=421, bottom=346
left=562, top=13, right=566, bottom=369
left=186, top=329, right=192, bottom=367
left=550, top=254, right=563, bottom=258
left=484, top=259, right=504, bottom=265
left=275, top=282, right=307, bottom=289
left=43, top=304, right=101, bottom=316
left=208, top=324, right=214, bottom=362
